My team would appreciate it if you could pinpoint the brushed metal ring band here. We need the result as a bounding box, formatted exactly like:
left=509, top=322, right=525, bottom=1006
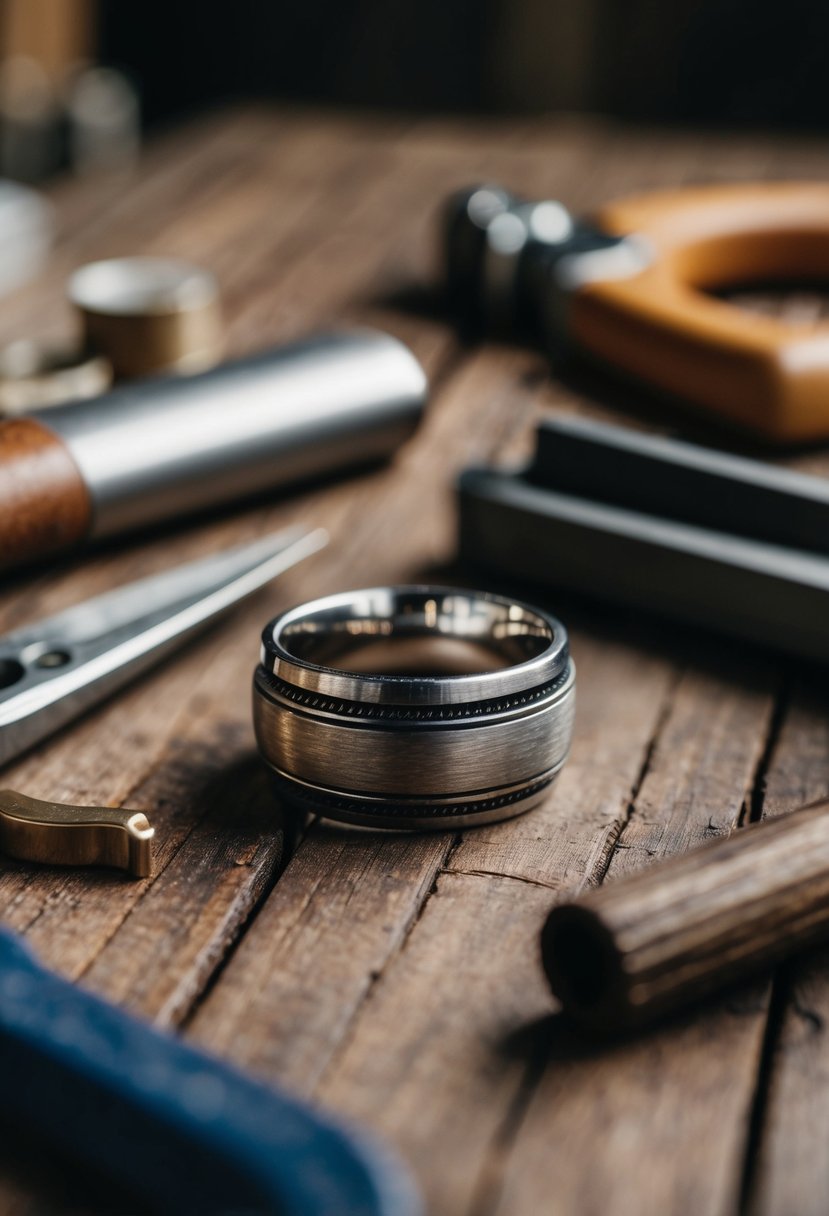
left=253, top=586, right=575, bottom=830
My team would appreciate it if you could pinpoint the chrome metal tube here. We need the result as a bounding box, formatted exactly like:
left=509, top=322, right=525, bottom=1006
left=36, top=329, right=427, bottom=538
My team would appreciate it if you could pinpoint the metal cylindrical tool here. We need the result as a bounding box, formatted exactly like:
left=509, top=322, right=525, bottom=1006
left=0, top=329, right=427, bottom=570
left=529, top=414, right=829, bottom=556
left=542, top=800, right=829, bottom=1032
left=254, top=586, right=575, bottom=829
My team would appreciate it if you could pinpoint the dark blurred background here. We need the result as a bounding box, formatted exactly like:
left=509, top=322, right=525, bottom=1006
left=98, top=0, right=829, bottom=129
left=0, top=0, right=826, bottom=185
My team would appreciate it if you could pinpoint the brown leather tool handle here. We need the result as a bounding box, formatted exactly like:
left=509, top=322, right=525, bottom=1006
left=0, top=417, right=92, bottom=570
left=542, top=798, right=829, bottom=1032
left=572, top=183, right=829, bottom=443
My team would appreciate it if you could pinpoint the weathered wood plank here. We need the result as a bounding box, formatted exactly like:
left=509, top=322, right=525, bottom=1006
left=189, top=127, right=811, bottom=1216
left=0, top=108, right=605, bottom=1049
left=188, top=120, right=829, bottom=1216
left=314, top=651, right=778, bottom=1216
left=748, top=942, right=829, bottom=1216
left=738, top=677, right=829, bottom=1216
left=1, top=108, right=829, bottom=1216
left=480, top=655, right=777, bottom=1216
left=487, top=275, right=829, bottom=1216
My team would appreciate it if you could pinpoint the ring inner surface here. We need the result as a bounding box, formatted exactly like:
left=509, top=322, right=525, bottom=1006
left=279, top=590, right=553, bottom=677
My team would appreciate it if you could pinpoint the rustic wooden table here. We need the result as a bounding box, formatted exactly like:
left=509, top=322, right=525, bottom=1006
left=0, top=107, right=827, bottom=1216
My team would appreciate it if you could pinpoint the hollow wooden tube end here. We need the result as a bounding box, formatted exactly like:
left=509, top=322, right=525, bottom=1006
left=541, top=905, right=627, bottom=1033
left=0, top=417, right=92, bottom=570
left=542, top=799, right=829, bottom=1034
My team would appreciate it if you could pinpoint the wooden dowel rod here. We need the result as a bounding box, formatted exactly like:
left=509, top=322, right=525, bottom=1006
left=542, top=799, right=829, bottom=1031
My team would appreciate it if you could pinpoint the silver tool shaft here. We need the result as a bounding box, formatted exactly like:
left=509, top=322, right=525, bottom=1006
left=0, top=329, right=425, bottom=572
left=0, top=526, right=327, bottom=766
left=38, top=329, right=426, bottom=538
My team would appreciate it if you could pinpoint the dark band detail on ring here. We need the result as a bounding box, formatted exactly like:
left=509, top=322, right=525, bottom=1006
left=268, top=772, right=557, bottom=820
left=256, top=662, right=572, bottom=724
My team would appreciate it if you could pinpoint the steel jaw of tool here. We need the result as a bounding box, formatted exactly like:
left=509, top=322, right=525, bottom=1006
left=445, top=181, right=829, bottom=443
left=0, top=526, right=326, bottom=876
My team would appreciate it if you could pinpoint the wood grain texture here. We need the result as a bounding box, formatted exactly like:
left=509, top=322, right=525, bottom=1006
left=0, top=107, right=828, bottom=1215
left=489, top=656, right=778, bottom=1216
left=0, top=417, right=90, bottom=567
left=740, top=679, right=829, bottom=1216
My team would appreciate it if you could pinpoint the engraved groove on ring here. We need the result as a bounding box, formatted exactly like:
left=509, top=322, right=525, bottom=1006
left=268, top=772, right=557, bottom=819
left=256, top=663, right=572, bottom=723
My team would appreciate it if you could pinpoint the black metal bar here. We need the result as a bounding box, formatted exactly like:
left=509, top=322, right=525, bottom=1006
left=458, top=465, right=829, bottom=662
left=529, top=415, right=829, bottom=555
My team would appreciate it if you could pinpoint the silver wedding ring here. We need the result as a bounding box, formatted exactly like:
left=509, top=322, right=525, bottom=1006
left=253, top=586, right=575, bottom=829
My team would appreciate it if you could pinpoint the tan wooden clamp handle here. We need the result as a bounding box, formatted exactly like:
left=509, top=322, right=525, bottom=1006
left=577, top=183, right=829, bottom=443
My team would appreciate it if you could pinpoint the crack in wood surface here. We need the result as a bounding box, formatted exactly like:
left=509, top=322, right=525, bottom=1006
left=455, top=659, right=690, bottom=1216
left=588, top=664, right=686, bottom=888
left=742, top=674, right=791, bottom=827
left=441, top=866, right=562, bottom=892
left=738, top=972, right=790, bottom=1216
left=466, top=1029, right=551, bottom=1216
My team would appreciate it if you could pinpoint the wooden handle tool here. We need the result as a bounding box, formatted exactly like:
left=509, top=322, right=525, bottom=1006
left=0, top=329, right=426, bottom=572
left=446, top=182, right=829, bottom=442
left=583, top=183, right=829, bottom=443
left=0, top=416, right=92, bottom=567
left=542, top=799, right=829, bottom=1032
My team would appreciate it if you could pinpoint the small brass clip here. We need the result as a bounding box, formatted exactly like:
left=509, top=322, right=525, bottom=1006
left=0, top=790, right=154, bottom=878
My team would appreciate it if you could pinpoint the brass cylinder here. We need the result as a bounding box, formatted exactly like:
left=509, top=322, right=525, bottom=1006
left=68, top=256, right=223, bottom=379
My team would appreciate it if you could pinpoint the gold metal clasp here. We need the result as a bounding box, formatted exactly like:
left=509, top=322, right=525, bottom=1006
left=0, top=789, right=154, bottom=878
